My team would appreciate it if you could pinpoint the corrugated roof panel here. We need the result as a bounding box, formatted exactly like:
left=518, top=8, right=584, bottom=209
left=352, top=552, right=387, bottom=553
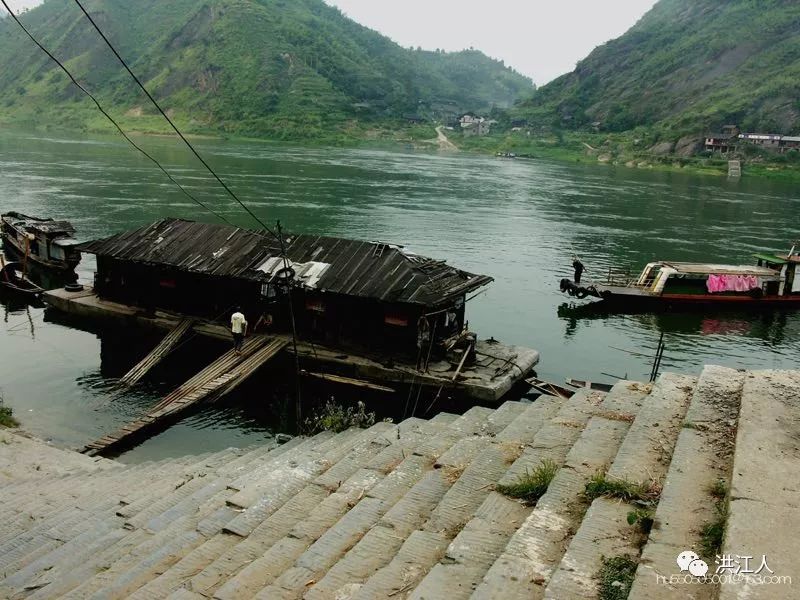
left=78, top=218, right=493, bottom=306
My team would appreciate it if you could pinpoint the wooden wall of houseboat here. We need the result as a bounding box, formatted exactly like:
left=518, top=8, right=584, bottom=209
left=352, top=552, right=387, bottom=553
left=93, top=257, right=468, bottom=357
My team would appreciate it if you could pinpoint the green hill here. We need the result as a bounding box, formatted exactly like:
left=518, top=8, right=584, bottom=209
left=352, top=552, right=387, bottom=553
left=0, top=0, right=533, bottom=139
left=517, top=0, right=800, bottom=135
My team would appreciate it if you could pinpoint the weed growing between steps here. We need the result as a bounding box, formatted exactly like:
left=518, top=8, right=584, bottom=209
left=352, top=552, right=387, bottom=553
left=496, top=459, right=559, bottom=505
left=585, top=473, right=662, bottom=503
left=303, top=399, right=376, bottom=434
left=626, top=507, right=655, bottom=535
left=700, top=479, right=729, bottom=558
left=598, top=555, right=638, bottom=600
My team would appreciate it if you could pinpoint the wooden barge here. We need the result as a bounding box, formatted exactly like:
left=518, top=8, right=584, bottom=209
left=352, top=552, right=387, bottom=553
left=45, top=218, right=539, bottom=402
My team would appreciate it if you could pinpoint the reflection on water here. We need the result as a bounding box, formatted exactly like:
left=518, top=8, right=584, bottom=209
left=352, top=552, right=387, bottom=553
left=2, top=130, right=800, bottom=459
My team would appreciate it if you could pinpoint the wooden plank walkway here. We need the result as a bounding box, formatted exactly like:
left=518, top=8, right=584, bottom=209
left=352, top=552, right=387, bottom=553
left=81, top=336, right=288, bottom=456
left=118, top=319, right=195, bottom=386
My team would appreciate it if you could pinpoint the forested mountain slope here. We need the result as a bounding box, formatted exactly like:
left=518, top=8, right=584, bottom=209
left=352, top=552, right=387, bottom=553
left=0, top=0, right=532, bottom=138
left=518, top=0, right=800, bottom=134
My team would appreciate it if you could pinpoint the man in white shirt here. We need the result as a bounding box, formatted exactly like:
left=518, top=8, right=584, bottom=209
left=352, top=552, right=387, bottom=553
left=231, top=307, right=248, bottom=355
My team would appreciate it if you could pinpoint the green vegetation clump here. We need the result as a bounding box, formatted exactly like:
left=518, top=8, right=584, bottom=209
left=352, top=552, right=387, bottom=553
left=626, top=507, right=655, bottom=535
left=304, top=399, right=376, bottom=434
left=585, top=473, right=661, bottom=503
left=496, top=460, right=559, bottom=505
left=0, top=397, right=18, bottom=428
left=598, top=556, right=638, bottom=600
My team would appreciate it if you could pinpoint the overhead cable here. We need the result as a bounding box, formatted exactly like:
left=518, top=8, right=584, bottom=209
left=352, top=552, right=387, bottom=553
left=71, top=0, right=275, bottom=236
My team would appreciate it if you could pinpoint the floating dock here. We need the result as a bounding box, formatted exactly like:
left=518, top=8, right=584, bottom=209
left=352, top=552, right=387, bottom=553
left=81, top=336, right=288, bottom=456
left=45, top=287, right=539, bottom=402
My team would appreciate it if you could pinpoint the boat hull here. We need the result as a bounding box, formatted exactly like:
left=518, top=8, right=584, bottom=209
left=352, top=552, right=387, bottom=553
left=0, top=261, right=44, bottom=296
left=595, top=286, right=800, bottom=307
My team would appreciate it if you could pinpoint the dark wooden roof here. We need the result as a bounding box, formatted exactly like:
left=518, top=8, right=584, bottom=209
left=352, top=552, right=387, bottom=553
left=78, top=218, right=493, bottom=306
left=2, top=212, right=75, bottom=236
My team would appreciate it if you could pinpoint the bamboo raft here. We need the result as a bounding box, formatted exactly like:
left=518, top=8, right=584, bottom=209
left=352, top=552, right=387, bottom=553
left=118, top=318, right=194, bottom=386
left=81, top=336, right=288, bottom=456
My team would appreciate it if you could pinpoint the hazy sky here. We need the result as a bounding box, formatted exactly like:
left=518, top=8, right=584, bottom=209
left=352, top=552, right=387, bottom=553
left=5, top=0, right=659, bottom=85
left=327, top=0, right=658, bottom=85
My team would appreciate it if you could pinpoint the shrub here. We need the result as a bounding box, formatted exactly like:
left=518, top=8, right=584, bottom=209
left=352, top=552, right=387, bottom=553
left=304, top=398, right=376, bottom=434
left=0, top=395, right=18, bottom=428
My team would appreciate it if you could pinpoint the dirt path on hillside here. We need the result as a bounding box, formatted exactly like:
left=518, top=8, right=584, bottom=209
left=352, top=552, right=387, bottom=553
left=435, top=126, right=459, bottom=152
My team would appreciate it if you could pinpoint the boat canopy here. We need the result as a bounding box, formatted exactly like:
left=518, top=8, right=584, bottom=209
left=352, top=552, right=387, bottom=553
left=753, top=253, right=789, bottom=265
left=661, top=262, right=779, bottom=277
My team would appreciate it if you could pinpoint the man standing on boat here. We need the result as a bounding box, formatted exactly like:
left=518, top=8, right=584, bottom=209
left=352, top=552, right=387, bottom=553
left=573, top=256, right=586, bottom=284
left=231, top=307, right=248, bottom=355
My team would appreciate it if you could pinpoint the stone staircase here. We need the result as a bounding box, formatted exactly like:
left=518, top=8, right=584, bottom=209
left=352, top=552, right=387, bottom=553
left=0, top=366, right=796, bottom=600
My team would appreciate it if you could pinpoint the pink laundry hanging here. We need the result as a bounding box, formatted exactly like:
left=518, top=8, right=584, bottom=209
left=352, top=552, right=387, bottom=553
left=707, top=274, right=761, bottom=294
left=706, top=274, right=724, bottom=293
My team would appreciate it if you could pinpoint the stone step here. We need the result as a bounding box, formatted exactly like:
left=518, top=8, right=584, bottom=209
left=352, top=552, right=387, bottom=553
left=34, top=446, right=294, bottom=599
left=409, top=387, right=633, bottom=600
left=127, top=425, right=398, bottom=599
left=471, top=380, right=648, bottom=600
left=211, top=420, right=459, bottom=599
left=0, top=501, right=126, bottom=576
left=225, top=431, right=336, bottom=495
left=473, top=417, right=635, bottom=599
left=630, top=365, right=744, bottom=600
left=448, top=405, right=497, bottom=436
left=0, top=516, right=125, bottom=597
left=428, top=412, right=458, bottom=425
left=301, top=433, right=500, bottom=600
left=54, top=433, right=367, bottom=599
left=222, top=431, right=345, bottom=510
left=0, top=450, right=231, bottom=535
left=222, top=426, right=392, bottom=536
left=85, top=529, right=205, bottom=600
left=183, top=421, right=445, bottom=598
left=544, top=373, right=696, bottom=599
left=495, top=394, right=566, bottom=443
left=251, top=420, right=485, bottom=599
left=0, top=429, right=118, bottom=485
left=302, top=469, right=452, bottom=600
left=351, top=530, right=450, bottom=599
left=307, top=392, right=589, bottom=599
left=17, top=473, right=236, bottom=599
left=719, top=370, right=800, bottom=600
left=166, top=419, right=425, bottom=595
left=484, top=400, right=529, bottom=435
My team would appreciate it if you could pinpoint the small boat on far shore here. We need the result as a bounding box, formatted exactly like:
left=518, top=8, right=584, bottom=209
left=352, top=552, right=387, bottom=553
left=1, top=211, right=81, bottom=273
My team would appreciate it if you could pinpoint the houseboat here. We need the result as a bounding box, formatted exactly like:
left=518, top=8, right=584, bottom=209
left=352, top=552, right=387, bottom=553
left=560, top=249, right=800, bottom=307
left=1, top=212, right=81, bottom=272
left=48, top=218, right=540, bottom=402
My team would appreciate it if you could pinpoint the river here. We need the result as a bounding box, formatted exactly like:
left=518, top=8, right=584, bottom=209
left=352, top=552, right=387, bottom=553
left=1, top=130, right=798, bottom=461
